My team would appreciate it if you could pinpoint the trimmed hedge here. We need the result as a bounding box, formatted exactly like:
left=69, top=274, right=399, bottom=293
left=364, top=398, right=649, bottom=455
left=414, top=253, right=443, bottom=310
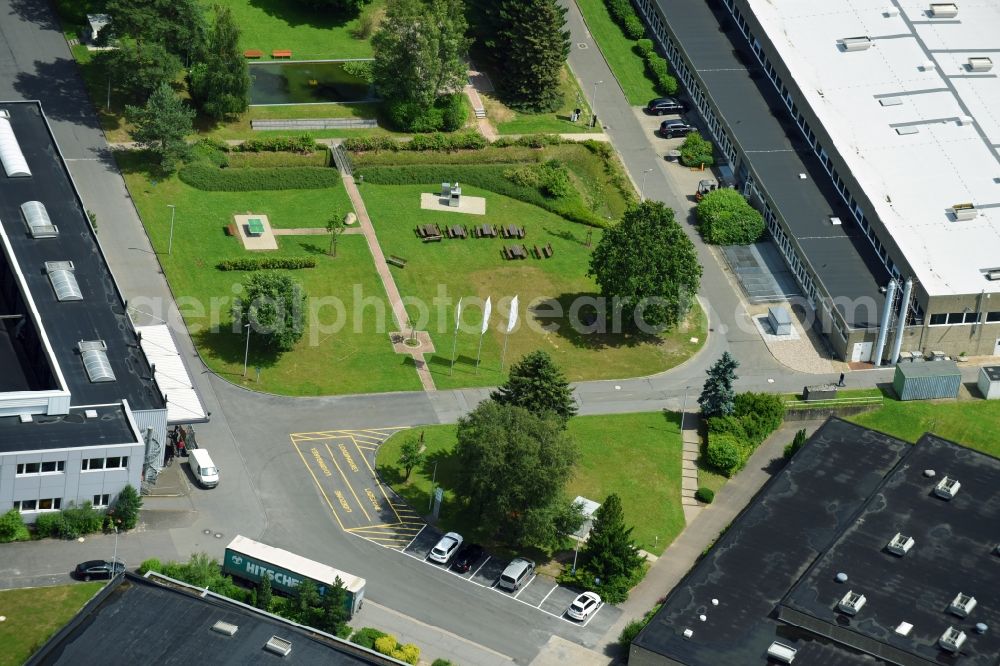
left=704, top=391, right=786, bottom=476
left=217, top=257, right=317, bottom=271
left=355, top=164, right=608, bottom=227
left=680, top=132, right=714, bottom=168
left=696, top=188, right=765, bottom=245
left=343, top=131, right=498, bottom=153
left=233, top=135, right=318, bottom=153
left=705, top=432, right=749, bottom=477
left=695, top=487, right=715, bottom=504
left=635, top=39, right=678, bottom=97
left=606, top=0, right=645, bottom=40
left=178, top=165, right=341, bottom=191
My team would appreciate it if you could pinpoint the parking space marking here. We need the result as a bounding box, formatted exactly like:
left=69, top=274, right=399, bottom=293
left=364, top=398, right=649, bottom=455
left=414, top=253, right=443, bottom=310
left=400, top=524, right=427, bottom=551
left=581, top=604, right=603, bottom=627
left=513, top=575, right=536, bottom=600
left=291, top=440, right=346, bottom=531
left=324, top=441, right=371, bottom=521
left=538, top=585, right=557, bottom=608
left=348, top=433, right=402, bottom=524
left=471, top=556, right=491, bottom=578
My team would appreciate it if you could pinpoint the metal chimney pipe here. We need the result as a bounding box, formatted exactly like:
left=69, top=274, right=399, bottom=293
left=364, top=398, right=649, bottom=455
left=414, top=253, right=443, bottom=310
left=872, top=280, right=897, bottom=367
left=888, top=278, right=913, bottom=366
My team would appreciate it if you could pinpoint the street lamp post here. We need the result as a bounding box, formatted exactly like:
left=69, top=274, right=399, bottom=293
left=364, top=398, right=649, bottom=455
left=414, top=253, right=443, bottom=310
left=167, top=205, right=176, bottom=255
left=112, top=525, right=119, bottom=571
left=641, top=168, right=654, bottom=201
left=591, top=80, right=603, bottom=122
left=242, top=323, right=251, bottom=377
left=680, top=386, right=690, bottom=431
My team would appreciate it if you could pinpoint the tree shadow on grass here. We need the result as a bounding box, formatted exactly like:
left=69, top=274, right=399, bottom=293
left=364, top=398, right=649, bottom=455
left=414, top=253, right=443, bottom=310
left=11, top=0, right=61, bottom=31
left=113, top=150, right=173, bottom=181
left=14, top=59, right=102, bottom=129
left=192, top=326, right=282, bottom=376
left=529, top=292, right=664, bottom=351
left=247, top=0, right=362, bottom=30
left=541, top=225, right=590, bottom=245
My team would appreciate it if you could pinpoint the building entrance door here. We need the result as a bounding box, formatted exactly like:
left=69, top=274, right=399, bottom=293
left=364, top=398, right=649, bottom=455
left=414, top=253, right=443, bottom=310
left=851, top=341, right=874, bottom=363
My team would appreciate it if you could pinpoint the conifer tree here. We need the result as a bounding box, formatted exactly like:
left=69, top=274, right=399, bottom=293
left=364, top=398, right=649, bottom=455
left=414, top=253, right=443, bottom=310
left=698, top=352, right=740, bottom=418
left=492, top=350, right=577, bottom=424
left=189, top=5, right=250, bottom=119
left=489, top=0, right=570, bottom=111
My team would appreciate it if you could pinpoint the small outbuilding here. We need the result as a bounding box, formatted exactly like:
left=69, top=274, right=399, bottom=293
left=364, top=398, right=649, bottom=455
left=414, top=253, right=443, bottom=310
left=892, top=360, right=961, bottom=401
left=85, top=14, right=111, bottom=44
left=767, top=306, right=792, bottom=336
left=977, top=366, right=1000, bottom=399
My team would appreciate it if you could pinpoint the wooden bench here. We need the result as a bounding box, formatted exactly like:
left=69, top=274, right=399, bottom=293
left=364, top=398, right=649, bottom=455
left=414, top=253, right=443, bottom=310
left=243, top=49, right=263, bottom=59
left=422, top=234, right=442, bottom=243
left=272, top=49, right=292, bottom=59
left=225, top=223, right=238, bottom=237
left=543, top=243, right=554, bottom=258
left=387, top=255, right=407, bottom=268
left=533, top=244, right=542, bottom=259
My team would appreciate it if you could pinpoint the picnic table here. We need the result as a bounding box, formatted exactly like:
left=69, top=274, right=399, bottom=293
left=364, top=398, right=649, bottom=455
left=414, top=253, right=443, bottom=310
left=504, top=244, right=528, bottom=260
left=477, top=224, right=496, bottom=238
left=246, top=218, right=265, bottom=237
left=501, top=224, right=525, bottom=239
left=419, top=224, right=441, bottom=238
left=448, top=225, right=467, bottom=239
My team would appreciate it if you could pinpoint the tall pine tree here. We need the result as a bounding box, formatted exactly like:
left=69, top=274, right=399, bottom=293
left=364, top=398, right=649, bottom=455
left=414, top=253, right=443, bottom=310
left=581, top=494, right=645, bottom=603
left=189, top=5, right=250, bottom=120
left=491, top=350, right=577, bottom=424
left=125, top=82, right=195, bottom=171
left=698, top=352, right=739, bottom=418
left=489, top=0, right=570, bottom=111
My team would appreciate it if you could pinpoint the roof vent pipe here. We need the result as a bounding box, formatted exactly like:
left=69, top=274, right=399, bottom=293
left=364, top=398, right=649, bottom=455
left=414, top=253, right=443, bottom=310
left=872, top=279, right=898, bottom=367
left=888, top=278, right=913, bottom=365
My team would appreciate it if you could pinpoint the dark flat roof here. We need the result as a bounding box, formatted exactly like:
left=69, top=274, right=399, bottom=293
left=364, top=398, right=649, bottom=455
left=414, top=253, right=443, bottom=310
left=28, top=573, right=389, bottom=666
left=0, top=102, right=163, bottom=410
left=632, top=419, right=908, bottom=664
left=983, top=366, right=1000, bottom=382
left=781, top=435, right=1000, bottom=666
left=652, top=0, right=890, bottom=327
left=0, top=404, right=138, bottom=454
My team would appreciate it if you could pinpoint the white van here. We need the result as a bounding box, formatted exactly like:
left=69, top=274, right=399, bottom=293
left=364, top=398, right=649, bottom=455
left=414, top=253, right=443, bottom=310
left=497, top=558, right=535, bottom=592
left=188, top=449, right=219, bottom=488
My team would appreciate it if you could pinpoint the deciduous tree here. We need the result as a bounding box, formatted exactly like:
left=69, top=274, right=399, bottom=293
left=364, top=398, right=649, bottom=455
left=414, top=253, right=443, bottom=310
left=189, top=5, right=250, bottom=120
left=588, top=201, right=701, bottom=331
left=398, top=435, right=425, bottom=481
left=695, top=188, right=764, bottom=245
left=106, top=0, right=207, bottom=62
left=231, top=272, right=307, bottom=352
left=454, top=401, right=581, bottom=549
left=97, top=42, right=182, bottom=102
left=125, top=83, right=195, bottom=171
left=488, top=0, right=570, bottom=111
left=492, top=350, right=577, bottom=424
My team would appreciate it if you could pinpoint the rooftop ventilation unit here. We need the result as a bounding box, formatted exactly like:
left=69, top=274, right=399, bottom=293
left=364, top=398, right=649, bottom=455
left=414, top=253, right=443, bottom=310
left=934, top=476, right=961, bottom=499
left=896, top=126, right=919, bottom=135
left=264, top=636, right=292, bottom=657
left=84, top=409, right=98, bottom=419
left=939, top=627, right=967, bottom=652
left=930, top=3, right=958, bottom=18
left=920, top=60, right=936, bottom=71
left=830, top=216, right=842, bottom=226
left=887, top=533, right=915, bottom=556
left=838, top=590, right=867, bottom=615
left=968, top=57, right=993, bottom=72
left=840, top=36, right=873, bottom=52
left=896, top=622, right=914, bottom=636
left=78, top=340, right=116, bottom=383
left=682, top=628, right=694, bottom=638
left=45, top=261, right=83, bottom=302
left=985, top=270, right=1000, bottom=281
left=949, top=593, right=977, bottom=618
left=211, top=620, right=239, bottom=636
left=767, top=642, right=798, bottom=663
left=21, top=201, right=58, bottom=238
left=879, top=97, right=903, bottom=107
left=950, top=203, right=977, bottom=221
left=0, top=113, right=31, bottom=177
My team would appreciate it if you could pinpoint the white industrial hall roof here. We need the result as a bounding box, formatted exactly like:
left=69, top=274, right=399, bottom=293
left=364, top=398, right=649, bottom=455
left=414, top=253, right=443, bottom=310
left=135, top=324, right=207, bottom=423
left=746, top=0, right=1000, bottom=297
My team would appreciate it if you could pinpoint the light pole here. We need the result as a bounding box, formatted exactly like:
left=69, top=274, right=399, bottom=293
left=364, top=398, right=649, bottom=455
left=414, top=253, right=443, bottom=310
left=680, top=386, right=690, bottom=431
left=111, top=525, right=119, bottom=571
left=242, top=323, right=251, bottom=377
left=641, top=168, right=654, bottom=201
left=591, top=80, right=603, bottom=122
left=106, top=77, right=111, bottom=111
left=167, top=205, right=176, bottom=255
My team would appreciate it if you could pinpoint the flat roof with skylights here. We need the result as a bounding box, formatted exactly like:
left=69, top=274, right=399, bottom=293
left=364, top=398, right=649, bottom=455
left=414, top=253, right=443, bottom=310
left=746, top=0, right=1000, bottom=297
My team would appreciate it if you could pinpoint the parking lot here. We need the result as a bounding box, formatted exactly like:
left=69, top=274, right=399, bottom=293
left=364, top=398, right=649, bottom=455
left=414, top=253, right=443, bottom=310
left=400, top=526, right=621, bottom=632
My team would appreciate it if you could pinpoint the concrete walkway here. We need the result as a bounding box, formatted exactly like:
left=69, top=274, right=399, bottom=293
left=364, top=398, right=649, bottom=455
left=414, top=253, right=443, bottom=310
left=341, top=174, right=436, bottom=392
left=680, top=421, right=703, bottom=523
left=601, top=419, right=827, bottom=649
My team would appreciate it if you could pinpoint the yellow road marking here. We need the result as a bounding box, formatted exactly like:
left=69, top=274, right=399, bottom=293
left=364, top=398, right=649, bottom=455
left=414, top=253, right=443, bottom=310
left=291, top=440, right=345, bottom=531
left=325, top=442, right=370, bottom=521
left=351, top=435, right=401, bottom=523
left=347, top=523, right=424, bottom=532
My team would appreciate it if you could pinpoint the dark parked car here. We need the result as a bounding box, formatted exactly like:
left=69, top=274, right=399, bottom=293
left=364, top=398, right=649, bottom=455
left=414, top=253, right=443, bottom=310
left=646, top=97, right=687, bottom=115
left=659, top=120, right=696, bottom=138
left=74, top=559, right=126, bottom=581
left=452, top=543, right=484, bottom=573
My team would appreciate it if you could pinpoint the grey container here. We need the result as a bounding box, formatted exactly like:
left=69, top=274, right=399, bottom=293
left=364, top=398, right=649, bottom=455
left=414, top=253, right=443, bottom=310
left=892, top=361, right=961, bottom=401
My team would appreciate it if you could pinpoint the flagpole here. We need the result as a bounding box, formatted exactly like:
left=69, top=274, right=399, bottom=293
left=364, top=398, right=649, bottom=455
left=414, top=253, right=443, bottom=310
left=475, top=332, right=485, bottom=375
left=500, top=330, right=510, bottom=372
left=450, top=298, right=462, bottom=376
left=476, top=296, right=492, bottom=376
left=500, top=295, right=518, bottom=373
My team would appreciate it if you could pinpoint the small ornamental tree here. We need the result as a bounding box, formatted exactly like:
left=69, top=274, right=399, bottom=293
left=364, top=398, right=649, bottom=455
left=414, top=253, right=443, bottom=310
left=398, top=435, right=425, bottom=481
left=97, top=42, right=183, bottom=102
left=319, top=577, right=350, bottom=636
left=695, top=188, right=765, bottom=245
left=326, top=214, right=346, bottom=257
left=109, top=484, right=142, bottom=530
left=491, top=350, right=577, bottom=424
left=698, top=352, right=740, bottom=418
left=232, top=272, right=307, bottom=352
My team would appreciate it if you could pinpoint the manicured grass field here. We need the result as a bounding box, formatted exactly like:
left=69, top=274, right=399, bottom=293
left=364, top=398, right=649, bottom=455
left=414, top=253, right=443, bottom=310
left=118, top=153, right=421, bottom=395
left=203, top=0, right=383, bottom=60
left=575, top=0, right=660, bottom=106
left=0, top=583, right=103, bottom=666
left=850, top=397, right=1000, bottom=459
left=360, top=183, right=705, bottom=390
left=376, top=412, right=685, bottom=555
left=488, top=67, right=601, bottom=136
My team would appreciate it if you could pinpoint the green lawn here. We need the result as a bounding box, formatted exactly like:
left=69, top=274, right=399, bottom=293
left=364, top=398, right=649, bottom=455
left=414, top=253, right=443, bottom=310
left=118, top=153, right=421, bottom=395
left=850, top=397, right=1000, bottom=459
left=376, top=412, right=685, bottom=555
left=488, top=67, right=601, bottom=135
left=360, top=183, right=705, bottom=390
left=575, top=0, right=659, bottom=106
left=203, top=103, right=399, bottom=141
left=0, top=583, right=103, bottom=666
left=202, top=0, right=383, bottom=60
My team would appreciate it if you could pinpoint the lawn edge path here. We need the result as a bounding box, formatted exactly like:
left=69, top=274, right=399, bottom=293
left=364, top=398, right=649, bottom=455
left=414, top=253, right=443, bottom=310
left=342, top=174, right=436, bottom=391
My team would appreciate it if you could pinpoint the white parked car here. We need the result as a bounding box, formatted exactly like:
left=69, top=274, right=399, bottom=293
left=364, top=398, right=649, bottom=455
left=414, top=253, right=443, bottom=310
left=428, top=532, right=463, bottom=564
left=566, top=591, right=602, bottom=620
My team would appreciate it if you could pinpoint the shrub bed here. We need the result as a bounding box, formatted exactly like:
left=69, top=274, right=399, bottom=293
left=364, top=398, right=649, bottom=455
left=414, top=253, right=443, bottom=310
left=355, top=164, right=607, bottom=227
left=0, top=508, right=30, bottom=542
left=680, top=133, right=715, bottom=168
left=218, top=257, right=317, bottom=271
left=233, top=136, right=318, bottom=153
left=704, top=392, right=785, bottom=476
left=695, top=188, right=765, bottom=245
left=178, top=165, right=341, bottom=191
left=226, top=151, right=329, bottom=169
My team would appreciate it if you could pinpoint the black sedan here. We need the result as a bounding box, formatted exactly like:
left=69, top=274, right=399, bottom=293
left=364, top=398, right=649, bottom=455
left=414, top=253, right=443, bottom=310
left=659, top=120, right=696, bottom=138
left=451, top=543, right=485, bottom=573
left=74, top=559, right=126, bottom=581
left=646, top=97, right=687, bottom=115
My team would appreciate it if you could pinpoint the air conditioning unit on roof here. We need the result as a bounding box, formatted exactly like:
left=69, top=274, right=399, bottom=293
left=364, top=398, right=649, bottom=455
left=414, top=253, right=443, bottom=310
left=934, top=476, right=961, bottom=499
left=887, top=533, right=915, bottom=556
left=949, top=593, right=977, bottom=618
left=930, top=3, right=958, bottom=18
left=940, top=627, right=967, bottom=652
left=838, top=590, right=867, bottom=615
left=767, top=642, right=797, bottom=663
left=840, top=36, right=873, bottom=52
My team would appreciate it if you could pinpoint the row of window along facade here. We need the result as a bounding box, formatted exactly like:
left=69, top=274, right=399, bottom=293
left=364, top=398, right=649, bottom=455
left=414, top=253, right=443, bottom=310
left=14, top=493, right=112, bottom=513
left=15, top=456, right=128, bottom=476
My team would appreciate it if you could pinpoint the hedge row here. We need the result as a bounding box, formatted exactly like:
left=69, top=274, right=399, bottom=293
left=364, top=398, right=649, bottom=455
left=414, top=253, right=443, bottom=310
left=605, top=0, right=645, bottom=40
left=636, top=39, right=679, bottom=96
left=695, top=188, right=765, bottom=245
left=233, top=135, right=318, bottom=153
left=355, top=164, right=607, bottom=227
left=342, top=131, right=568, bottom=154
left=178, top=165, right=341, bottom=191
left=217, top=257, right=317, bottom=271
left=704, top=392, right=785, bottom=476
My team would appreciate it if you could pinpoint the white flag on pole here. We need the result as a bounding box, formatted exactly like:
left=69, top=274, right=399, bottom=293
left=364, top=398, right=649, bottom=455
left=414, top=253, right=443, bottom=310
left=507, top=295, right=519, bottom=333
left=454, top=298, right=463, bottom=333
left=481, top=297, right=492, bottom=335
